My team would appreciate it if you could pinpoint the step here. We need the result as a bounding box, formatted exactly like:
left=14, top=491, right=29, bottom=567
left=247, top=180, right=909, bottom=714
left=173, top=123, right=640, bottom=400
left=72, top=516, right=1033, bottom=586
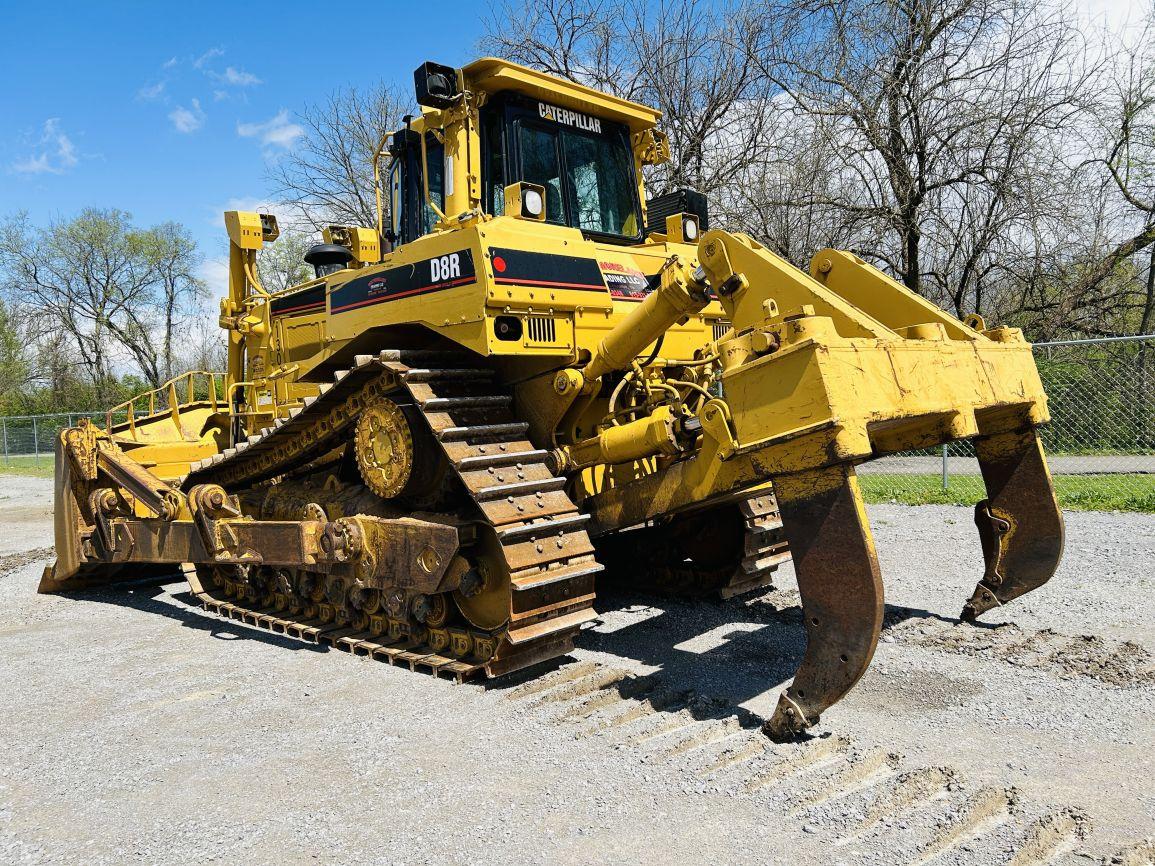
left=741, top=549, right=792, bottom=575
left=505, top=607, right=598, bottom=645
left=422, top=394, right=511, bottom=411
left=498, top=512, right=591, bottom=542
left=404, top=368, right=495, bottom=382
left=513, top=561, right=605, bottom=591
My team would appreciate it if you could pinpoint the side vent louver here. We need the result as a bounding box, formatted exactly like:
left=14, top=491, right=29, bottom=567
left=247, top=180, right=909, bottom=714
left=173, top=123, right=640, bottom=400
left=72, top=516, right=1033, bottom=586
left=713, top=321, right=732, bottom=342
left=527, top=316, right=556, bottom=344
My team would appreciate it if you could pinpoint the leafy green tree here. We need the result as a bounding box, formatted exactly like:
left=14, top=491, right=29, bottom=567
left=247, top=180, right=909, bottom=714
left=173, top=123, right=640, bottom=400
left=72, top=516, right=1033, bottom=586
left=0, top=209, right=204, bottom=408
left=0, top=300, right=29, bottom=414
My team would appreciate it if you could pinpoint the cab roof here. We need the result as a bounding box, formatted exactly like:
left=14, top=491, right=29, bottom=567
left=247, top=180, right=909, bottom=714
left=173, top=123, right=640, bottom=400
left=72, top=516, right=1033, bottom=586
left=462, top=57, right=662, bottom=135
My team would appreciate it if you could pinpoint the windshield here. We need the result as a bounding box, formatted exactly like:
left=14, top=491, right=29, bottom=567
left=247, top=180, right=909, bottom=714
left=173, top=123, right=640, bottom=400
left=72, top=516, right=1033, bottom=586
left=562, top=129, right=638, bottom=235
left=513, top=116, right=641, bottom=238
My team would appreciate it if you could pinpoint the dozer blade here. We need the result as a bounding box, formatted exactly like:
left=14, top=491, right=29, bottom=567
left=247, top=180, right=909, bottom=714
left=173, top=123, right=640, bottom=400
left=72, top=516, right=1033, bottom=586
left=763, top=464, right=884, bottom=742
left=963, top=428, right=1064, bottom=621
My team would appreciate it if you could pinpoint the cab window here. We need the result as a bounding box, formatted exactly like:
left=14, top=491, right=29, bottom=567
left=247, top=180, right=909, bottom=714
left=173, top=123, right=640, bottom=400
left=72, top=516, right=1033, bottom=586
left=387, top=131, right=445, bottom=246
left=422, top=137, right=445, bottom=234
left=516, top=124, right=565, bottom=223
left=563, top=128, right=638, bottom=236
left=483, top=109, right=506, bottom=216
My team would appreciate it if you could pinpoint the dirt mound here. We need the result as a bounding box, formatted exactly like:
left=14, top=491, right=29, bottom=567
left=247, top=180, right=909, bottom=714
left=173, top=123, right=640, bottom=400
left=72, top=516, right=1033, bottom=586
left=884, top=610, right=1155, bottom=688
left=0, top=547, right=54, bottom=579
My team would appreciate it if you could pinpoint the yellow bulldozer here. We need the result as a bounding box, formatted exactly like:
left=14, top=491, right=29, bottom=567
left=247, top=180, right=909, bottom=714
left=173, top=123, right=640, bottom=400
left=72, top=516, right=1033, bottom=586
left=41, top=58, right=1064, bottom=740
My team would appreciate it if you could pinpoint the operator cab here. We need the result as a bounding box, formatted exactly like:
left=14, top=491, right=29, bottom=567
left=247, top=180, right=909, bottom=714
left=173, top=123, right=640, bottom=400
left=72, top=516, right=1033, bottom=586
left=478, top=94, right=643, bottom=240
left=385, top=60, right=656, bottom=248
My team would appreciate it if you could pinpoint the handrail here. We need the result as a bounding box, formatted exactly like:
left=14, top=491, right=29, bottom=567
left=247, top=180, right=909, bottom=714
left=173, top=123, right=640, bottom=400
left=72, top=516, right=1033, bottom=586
left=372, top=128, right=391, bottom=239
left=104, top=371, right=222, bottom=435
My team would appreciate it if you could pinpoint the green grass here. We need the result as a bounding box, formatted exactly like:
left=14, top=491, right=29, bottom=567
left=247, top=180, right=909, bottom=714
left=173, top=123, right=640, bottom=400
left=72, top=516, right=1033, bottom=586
left=0, top=455, right=55, bottom=477
left=3, top=458, right=1152, bottom=512
left=861, top=472, right=1155, bottom=512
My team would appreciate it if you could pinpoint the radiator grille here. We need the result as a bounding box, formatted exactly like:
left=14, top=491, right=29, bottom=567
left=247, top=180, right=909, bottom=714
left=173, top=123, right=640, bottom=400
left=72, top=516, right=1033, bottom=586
left=526, top=316, right=556, bottom=344
left=712, top=321, right=732, bottom=342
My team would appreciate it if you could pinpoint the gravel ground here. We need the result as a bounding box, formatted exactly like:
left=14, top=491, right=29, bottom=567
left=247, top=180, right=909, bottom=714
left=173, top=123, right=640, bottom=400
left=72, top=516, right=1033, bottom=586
left=1, top=475, right=1152, bottom=865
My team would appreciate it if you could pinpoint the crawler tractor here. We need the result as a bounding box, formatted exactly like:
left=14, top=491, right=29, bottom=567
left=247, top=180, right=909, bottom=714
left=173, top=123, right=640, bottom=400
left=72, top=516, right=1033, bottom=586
left=43, top=59, right=1064, bottom=739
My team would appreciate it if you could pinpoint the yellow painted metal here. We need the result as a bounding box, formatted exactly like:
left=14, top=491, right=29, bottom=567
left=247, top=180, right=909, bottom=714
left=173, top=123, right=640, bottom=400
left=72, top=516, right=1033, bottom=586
left=463, top=57, right=662, bottom=134
left=582, top=233, right=1051, bottom=530
left=324, top=225, right=381, bottom=266
left=224, top=211, right=267, bottom=250
left=561, top=404, right=681, bottom=471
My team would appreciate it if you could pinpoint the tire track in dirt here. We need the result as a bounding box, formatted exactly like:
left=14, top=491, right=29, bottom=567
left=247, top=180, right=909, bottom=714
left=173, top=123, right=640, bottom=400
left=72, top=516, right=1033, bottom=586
left=501, top=660, right=1150, bottom=865
left=0, top=548, right=53, bottom=580
left=881, top=610, right=1155, bottom=688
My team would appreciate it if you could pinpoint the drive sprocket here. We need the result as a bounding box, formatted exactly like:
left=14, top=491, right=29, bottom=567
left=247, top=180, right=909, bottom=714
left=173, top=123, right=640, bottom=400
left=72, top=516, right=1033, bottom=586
left=354, top=396, right=415, bottom=499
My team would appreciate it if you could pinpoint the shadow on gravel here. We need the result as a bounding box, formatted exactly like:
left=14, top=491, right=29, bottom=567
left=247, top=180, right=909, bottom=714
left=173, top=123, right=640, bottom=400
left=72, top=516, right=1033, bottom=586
left=71, top=576, right=326, bottom=654
left=534, top=584, right=1007, bottom=722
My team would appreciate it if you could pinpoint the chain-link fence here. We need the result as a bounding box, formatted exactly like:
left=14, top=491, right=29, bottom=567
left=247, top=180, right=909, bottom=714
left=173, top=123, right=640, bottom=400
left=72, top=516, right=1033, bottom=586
left=4, top=337, right=1154, bottom=509
left=861, top=335, right=1155, bottom=511
left=0, top=409, right=147, bottom=473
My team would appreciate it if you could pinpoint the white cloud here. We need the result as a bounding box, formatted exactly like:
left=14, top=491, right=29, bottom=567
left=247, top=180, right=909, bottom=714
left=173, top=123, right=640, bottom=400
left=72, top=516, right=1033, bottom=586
left=1073, top=0, right=1149, bottom=32
left=137, top=80, right=166, bottom=100
left=193, top=47, right=224, bottom=69
left=237, top=110, right=303, bottom=150
left=211, top=196, right=282, bottom=220
left=169, top=99, right=205, bottom=133
left=197, top=255, right=230, bottom=291
left=213, top=66, right=262, bottom=87
left=205, top=196, right=315, bottom=235
left=162, top=56, right=178, bottom=69
left=11, top=118, right=79, bottom=175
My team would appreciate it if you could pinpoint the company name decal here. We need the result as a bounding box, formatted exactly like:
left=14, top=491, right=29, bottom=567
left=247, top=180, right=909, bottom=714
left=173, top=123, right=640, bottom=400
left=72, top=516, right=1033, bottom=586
left=330, top=250, right=475, bottom=314
left=598, top=260, right=651, bottom=299
left=538, top=102, right=603, bottom=133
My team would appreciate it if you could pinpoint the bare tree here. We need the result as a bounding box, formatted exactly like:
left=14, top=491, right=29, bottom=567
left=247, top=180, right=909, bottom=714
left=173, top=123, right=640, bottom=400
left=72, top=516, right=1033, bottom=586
left=1079, top=11, right=1155, bottom=335
left=484, top=0, right=771, bottom=196
left=744, top=0, right=1096, bottom=317
left=268, top=84, right=408, bottom=231
left=485, top=0, right=631, bottom=92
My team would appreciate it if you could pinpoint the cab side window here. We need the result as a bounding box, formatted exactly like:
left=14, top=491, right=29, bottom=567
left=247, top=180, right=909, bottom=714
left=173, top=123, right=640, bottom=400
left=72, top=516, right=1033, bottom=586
left=388, top=130, right=445, bottom=245
left=483, top=109, right=506, bottom=216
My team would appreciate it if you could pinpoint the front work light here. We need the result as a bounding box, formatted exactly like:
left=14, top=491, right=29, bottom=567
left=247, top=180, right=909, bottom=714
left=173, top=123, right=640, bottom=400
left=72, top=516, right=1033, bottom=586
left=665, top=213, right=700, bottom=244
left=504, top=182, right=547, bottom=221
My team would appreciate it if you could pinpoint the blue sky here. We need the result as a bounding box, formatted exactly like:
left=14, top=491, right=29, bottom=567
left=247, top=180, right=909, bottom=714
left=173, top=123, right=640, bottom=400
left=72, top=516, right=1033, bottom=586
left=2, top=0, right=1144, bottom=290
left=0, top=1, right=490, bottom=282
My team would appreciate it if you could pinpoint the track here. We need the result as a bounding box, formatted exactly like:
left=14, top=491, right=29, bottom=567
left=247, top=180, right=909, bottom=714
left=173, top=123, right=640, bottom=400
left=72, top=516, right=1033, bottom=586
left=184, top=350, right=601, bottom=677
